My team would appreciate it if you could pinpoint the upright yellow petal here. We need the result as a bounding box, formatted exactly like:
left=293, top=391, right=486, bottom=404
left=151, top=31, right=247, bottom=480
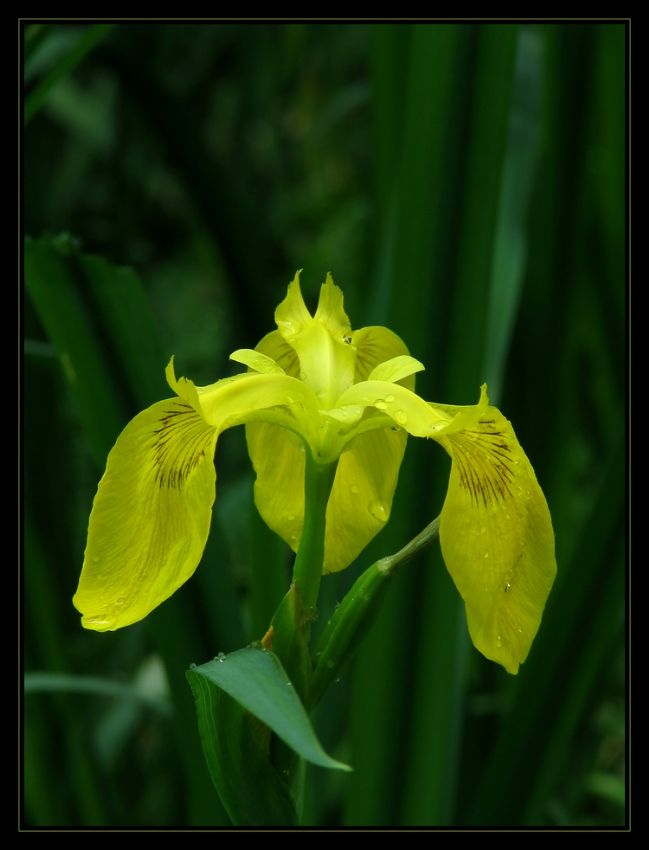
left=274, top=269, right=312, bottom=338
left=254, top=329, right=300, bottom=376
left=352, top=325, right=416, bottom=389
left=274, top=272, right=356, bottom=407
left=313, top=272, right=352, bottom=340
left=73, top=398, right=218, bottom=630
left=433, top=396, right=556, bottom=674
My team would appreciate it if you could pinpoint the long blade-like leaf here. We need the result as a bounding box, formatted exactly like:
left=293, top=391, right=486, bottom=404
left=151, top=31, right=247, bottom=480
left=189, top=647, right=350, bottom=772
left=187, top=669, right=298, bottom=826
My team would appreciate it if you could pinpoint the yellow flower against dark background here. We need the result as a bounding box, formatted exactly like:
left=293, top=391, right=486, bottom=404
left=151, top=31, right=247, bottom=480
left=74, top=274, right=556, bottom=674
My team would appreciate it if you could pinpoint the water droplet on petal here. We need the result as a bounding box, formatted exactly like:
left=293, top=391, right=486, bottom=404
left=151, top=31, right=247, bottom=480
left=115, top=596, right=126, bottom=607
left=496, top=635, right=503, bottom=647
left=350, top=484, right=359, bottom=495
left=374, top=399, right=388, bottom=410
left=215, top=652, right=226, bottom=663
left=504, top=582, right=511, bottom=592
left=92, top=556, right=100, bottom=564
left=484, top=552, right=489, bottom=559
left=369, top=500, right=388, bottom=521
left=286, top=395, right=295, bottom=405
left=385, top=394, right=395, bottom=403
left=287, top=514, right=296, bottom=522
left=394, top=410, right=408, bottom=425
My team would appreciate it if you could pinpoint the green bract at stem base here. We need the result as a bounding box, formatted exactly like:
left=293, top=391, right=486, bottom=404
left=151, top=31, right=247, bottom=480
left=311, top=515, right=441, bottom=705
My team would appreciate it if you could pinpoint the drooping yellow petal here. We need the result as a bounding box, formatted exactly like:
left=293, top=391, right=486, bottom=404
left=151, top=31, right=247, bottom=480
left=73, top=398, right=218, bottom=631
left=323, top=427, right=408, bottom=573
left=245, top=422, right=408, bottom=575
left=246, top=420, right=306, bottom=553
left=433, top=395, right=556, bottom=674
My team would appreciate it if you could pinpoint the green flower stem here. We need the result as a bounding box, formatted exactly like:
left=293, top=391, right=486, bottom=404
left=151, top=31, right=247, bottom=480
left=269, top=454, right=337, bottom=700
left=264, top=452, right=336, bottom=668
left=311, top=514, right=441, bottom=705
left=267, top=454, right=337, bottom=805
left=291, top=454, right=338, bottom=614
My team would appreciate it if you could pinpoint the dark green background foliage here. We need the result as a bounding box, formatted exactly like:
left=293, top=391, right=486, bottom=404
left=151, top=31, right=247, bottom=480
left=23, top=22, right=626, bottom=827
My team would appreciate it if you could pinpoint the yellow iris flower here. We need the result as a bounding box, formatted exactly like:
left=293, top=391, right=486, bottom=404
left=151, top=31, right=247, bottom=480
left=73, top=272, right=556, bottom=674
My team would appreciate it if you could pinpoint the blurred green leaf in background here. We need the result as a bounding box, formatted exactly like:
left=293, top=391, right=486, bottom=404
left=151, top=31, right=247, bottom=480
left=23, top=20, right=626, bottom=828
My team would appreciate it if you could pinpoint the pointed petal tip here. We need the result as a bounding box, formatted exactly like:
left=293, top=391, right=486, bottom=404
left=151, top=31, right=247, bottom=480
left=314, top=273, right=350, bottom=336
left=275, top=270, right=312, bottom=336
left=165, top=355, right=177, bottom=390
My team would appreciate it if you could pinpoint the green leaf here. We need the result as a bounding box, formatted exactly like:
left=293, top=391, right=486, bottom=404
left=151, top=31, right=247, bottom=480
left=187, top=669, right=298, bottom=826
left=24, top=235, right=128, bottom=463
left=189, top=647, right=350, bottom=772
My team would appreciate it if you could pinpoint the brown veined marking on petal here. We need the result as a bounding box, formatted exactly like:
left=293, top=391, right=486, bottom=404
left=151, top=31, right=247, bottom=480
left=151, top=401, right=214, bottom=490
left=450, top=421, right=515, bottom=509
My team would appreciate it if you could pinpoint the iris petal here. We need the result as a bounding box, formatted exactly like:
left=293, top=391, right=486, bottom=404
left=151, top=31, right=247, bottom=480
left=73, top=398, right=218, bottom=630
left=433, top=394, right=556, bottom=674
left=323, top=427, right=407, bottom=573
left=245, top=422, right=408, bottom=575
left=229, top=349, right=286, bottom=375
left=246, top=421, right=306, bottom=553
left=336, top=380, right=450, bottom=436
left=352, top=326, right=416, bottom=389
left=367, top=354, right=425, bottom=385
left=274, top=272, right=356, bottom=407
